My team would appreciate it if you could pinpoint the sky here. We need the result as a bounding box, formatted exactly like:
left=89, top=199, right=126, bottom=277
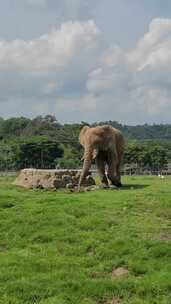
left=0, top=0, right=171, bottom=124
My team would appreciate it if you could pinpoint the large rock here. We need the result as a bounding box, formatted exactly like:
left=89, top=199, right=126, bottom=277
left=62, top=175, right=72, bottom=184
left=85, top=175, right=96, bottom=186
left=14, top=169, right=96, bottom=189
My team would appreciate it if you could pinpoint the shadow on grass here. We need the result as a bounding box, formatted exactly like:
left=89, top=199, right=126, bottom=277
left=121, top=184, right=150, bottom=190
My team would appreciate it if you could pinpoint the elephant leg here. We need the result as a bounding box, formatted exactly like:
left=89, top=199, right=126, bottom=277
left=106, top=150, right=121, bottom=187
left=96, top=153, right=109, bottom=187
left=115, top=138, right=124, bottom=187
left=115, top=161, right=122, bottom=187
left=78, top=146, right=93, bottom=190
left=115, top=149, right=124, bottom=187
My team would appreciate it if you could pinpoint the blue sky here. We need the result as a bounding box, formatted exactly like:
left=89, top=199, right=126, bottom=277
left=0, top=0, right=170, bottom=124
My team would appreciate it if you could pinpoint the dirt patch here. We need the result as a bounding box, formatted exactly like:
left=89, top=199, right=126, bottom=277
left=1, top=202, right=15, bottom=209
left=99, top=298, right=121, bottom=304
left=0, top=245, right=7, bottom=252
left=112, top=267, right=129, bottom=279
left=153, top=233, right=171, bottom=241
left=67, top=185, right=97, bottom=193
left=110, top=298, right=121, bottom=304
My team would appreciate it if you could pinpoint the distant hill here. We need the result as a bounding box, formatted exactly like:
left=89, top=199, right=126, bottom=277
left=96, top=121, right=171, bottom=140
left=0, top=116, right=170, bottom=141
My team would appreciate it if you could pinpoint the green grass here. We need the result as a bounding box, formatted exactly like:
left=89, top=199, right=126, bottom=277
left=0, top=176, right=170, bottom=304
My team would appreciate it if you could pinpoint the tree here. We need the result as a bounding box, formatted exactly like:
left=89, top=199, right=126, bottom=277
left=0, top=117, right=30, bottom=138
left=56, top=144, right=81, bottom=169
left=15, top=138, right=64, bottom=169
left=124, top=142, right=168, bottom=171
left=0, top=143, right=16, bottom=170
left=148, top=146, right=168, bottom=170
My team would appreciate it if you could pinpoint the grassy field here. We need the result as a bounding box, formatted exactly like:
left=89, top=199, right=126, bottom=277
left=0, top=176, right=170, bottom=304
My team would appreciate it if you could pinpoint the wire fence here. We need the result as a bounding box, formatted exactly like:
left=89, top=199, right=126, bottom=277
left=0, top=169, right=170, bottom=176
left=0, top=171, right=17, bottom=176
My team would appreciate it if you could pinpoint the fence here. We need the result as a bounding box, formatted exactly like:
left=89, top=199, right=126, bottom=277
left=0, top=169, right=170, bottom=177
left=0, top=171, right=17, bottom=176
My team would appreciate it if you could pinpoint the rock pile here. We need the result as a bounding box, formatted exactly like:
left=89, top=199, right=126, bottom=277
left=14, top=169, right=96, bottom=190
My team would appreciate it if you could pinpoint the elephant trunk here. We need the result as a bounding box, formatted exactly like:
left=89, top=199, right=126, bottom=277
left=78, top=146, right=93, bottom=189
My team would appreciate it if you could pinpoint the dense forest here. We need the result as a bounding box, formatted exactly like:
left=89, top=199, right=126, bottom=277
left=0, top=115, right=170, bottom=171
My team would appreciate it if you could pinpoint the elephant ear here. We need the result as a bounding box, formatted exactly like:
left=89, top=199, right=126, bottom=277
left=81, top=148, right=98, bottom=162
left=92, top=149, right=98, bottom=159
left=81, top=149, right=98, bottom=161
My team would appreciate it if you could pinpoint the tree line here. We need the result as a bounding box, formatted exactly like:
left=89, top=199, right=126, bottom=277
left=0, top=115, right=170, bottom=171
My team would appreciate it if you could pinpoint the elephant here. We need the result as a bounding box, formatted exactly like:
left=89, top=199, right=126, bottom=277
left=78, top=125, right=124, bottom=189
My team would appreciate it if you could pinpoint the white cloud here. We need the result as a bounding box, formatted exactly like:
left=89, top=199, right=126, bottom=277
left=0, top=20, right=99, bottom=74
left=129, top=18, right=171, bottom=70
left=0, top=17, right=171, bottom=123
left=86, top=18, right=171, bottom=123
